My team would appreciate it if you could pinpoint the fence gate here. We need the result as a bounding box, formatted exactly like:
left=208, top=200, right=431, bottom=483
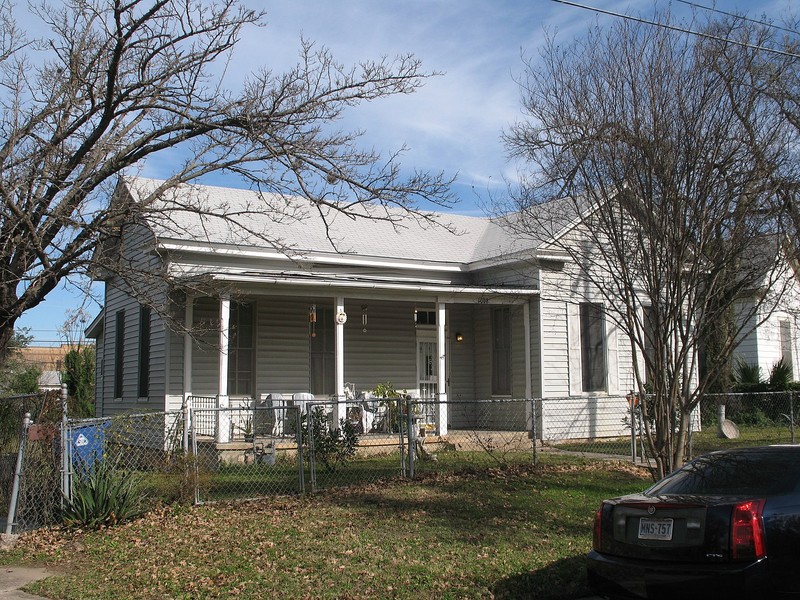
left=191, top=405, right=305, bottom=503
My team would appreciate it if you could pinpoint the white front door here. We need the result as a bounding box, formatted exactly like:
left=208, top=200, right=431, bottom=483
left=417, top=332, right=438, bottom=401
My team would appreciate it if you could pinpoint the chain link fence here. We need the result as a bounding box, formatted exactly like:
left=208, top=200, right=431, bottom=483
left=4, top=391, right=798, bottom=533
left=538, top=392, right=799, bottom=465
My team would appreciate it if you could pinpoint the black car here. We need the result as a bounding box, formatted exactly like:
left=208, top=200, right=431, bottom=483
left=587, top=445, right=800, bottom=600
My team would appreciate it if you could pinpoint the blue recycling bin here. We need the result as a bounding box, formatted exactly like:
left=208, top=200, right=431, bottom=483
left=70, top=421, right=110, bottom=471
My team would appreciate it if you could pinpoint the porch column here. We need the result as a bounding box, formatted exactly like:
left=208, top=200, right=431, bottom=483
left=524, top=300, right=533, bottom=436
left=333, top=296, right=346, bottom=427
left=183, top=294, right=194, bottom=452
left=436, top=300, right=448, bottom=435
left=217, top=295, right=231, bottom=443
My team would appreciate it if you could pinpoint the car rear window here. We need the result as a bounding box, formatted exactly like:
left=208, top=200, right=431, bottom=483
left=647, top=449, right=800, bottom=496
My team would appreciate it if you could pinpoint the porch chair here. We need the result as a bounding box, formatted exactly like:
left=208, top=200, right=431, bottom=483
left=291, top=392, right=315, bottom=416
left=360, top=392, right=386, bottom=433
left=263, top=393, right=287, bottom=436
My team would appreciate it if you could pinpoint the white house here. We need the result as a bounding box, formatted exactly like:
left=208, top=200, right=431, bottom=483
left=730, top=239, right=800, bottom=381
left=85, top=177, right=666, bottom=442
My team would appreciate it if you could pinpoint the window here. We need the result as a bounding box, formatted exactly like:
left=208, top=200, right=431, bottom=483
left=492, top=307, right=512, bottom=395
left=138, top=306, right=151, bottom=398
left=780, top=320, right=793, bottom=378
left=114, top=310, right=125, bottom=399
left=415, top=309, right=436, bottom=326
left=310, top=307, right=334, bottom=396
left=580, top=302, right=606, bottom=392
left=227, top=302, right=255, bottom=396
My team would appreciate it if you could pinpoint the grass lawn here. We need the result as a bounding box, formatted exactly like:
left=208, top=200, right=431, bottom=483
left=3, top=455, right=649, bottom=600
left=552, top=424, right=796, bottom=461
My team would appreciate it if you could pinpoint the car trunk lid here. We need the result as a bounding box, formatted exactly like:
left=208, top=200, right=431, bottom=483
left=599, top=494, right=742, bottom=562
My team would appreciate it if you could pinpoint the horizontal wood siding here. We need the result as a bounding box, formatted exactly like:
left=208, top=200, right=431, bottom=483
left=167, top=325, right=184, bottom=397
left=100, top=285, right=147, bottom=415
left=93, top=330, right=104, bottom=416
left=256, top=297, right=314, bottom=395
left=540, top=298, right=570, bottom=398
left=95, top=222, right=168, bottom=415
left=530, top=297, right=542, bottom=398
left=473, top=306, right=492, bottom=401
left=344, top=300, right=417, bottom=393
left=190, top=297, right=221, bottom=396
left=449, top=305, right=476, bottom=428
left=473, top=264, right=539, bottom=288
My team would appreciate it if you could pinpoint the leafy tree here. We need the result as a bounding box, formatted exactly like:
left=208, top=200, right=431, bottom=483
left=0, top=328, right=40, bottom=395
left=502, top=11, right=798, bottom=477
left=62, top=345, right=95, bottom=417
left=0, top=0, right=452, bottom=356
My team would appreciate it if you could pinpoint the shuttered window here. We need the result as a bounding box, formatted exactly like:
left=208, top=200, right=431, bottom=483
left=780, top=320, right=793, bottom=378
left=114, top=310, right=125, bottom=399
left=138, top=306, right=150, bottom=398
left=492, top=307, right=512, bottom=395
left=580, top=302, right=606, bottom=392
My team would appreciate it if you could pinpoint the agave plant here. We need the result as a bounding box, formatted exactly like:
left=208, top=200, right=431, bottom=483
left=61, top=455, right=145, bottom=528
left=769, top=357, right=794, bottom=391
left=733, top=359, right=764, bottom=387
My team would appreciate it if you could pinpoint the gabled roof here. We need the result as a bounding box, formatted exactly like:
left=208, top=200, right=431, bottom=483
left=122, top=177, right=556, bottom=268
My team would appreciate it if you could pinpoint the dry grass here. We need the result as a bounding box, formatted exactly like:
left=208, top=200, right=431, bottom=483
left=6, top=456, right=649, bottom=599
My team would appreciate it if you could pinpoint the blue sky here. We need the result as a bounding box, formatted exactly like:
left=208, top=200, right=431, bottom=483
left=17, top=0, right=792, bottom=344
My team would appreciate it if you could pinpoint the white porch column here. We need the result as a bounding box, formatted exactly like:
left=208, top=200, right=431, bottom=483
left=183, top=294, right=194, bottom=452
left=524, top=300, right=533, bottom=436
left=333, top=296, right=346, bottom=427
left=217, top=295, right=231, bottom=443
left=436, top=300, right=448, bottom=435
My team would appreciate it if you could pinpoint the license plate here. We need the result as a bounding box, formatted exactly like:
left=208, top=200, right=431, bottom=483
left=638, top=517, right=673, bottom=540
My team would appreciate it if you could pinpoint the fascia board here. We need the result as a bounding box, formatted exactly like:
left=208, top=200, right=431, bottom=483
left=158, top=241, right=465, bottom=273
left=208, top=271, right=540, bottom=298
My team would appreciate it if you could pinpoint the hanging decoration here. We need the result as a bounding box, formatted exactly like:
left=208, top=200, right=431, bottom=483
left=361, top=304, right=368, bottom=333
left=309, top=304, right=317, bottom=338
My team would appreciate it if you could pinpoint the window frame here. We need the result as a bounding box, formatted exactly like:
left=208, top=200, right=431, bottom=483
left=227, top=301, right=255, bottom=397
left=137, top=305, right=151, bottom=400
left=580, top=302, right=606, bottom=393
left=114, top=310, right=125, bottom=399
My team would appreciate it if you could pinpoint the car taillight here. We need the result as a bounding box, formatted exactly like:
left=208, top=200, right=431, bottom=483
left=593, top=505, right=603, bottom=550
left=731, top=499, right=766, bottom=561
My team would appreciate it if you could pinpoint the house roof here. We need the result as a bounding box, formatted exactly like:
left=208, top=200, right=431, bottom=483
left=122, top=177, right=555, bottom=267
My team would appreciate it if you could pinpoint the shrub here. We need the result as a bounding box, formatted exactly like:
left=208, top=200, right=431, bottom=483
left=301, top=407, right=359, bottom=473
left=61, top=456, right=145, bottom=528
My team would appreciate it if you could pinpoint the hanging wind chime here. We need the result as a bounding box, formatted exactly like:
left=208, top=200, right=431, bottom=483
left=361, top=304, right=368, bottom=333
left=309, top=304, right=317, bottom=338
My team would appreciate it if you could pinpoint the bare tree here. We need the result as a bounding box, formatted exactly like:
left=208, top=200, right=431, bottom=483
left=501, top=11, right=798, bottom=478
left=0, top=0, right=454, bottom=357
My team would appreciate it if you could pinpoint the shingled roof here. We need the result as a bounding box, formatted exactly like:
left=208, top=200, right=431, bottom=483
left=122, top=177, right=555, bottom=267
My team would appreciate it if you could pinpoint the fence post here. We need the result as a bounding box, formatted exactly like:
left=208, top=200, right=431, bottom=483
left=182, top=393, right=192, bottom=454
left=530, top=398, right=537, bottom=467
left=405, top=396, right=415, bottom=479
left=60, top=383, right=70, bottom=506
left=307, top=407, right=317, bottom=493
left=4, top=412, right=31, bottom=535
left=296, top=409, right=305, bottom=494
left=791, top=392, right=796, bottom=445
left=627, top=391, right=637, bottom=464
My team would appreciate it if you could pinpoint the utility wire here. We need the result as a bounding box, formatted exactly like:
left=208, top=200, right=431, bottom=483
left=549, top=0, right=800, bottom=58
left=676, top=0, right=800, bottom=36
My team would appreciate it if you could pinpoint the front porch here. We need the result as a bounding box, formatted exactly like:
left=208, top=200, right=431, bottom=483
left=175, top=291, right=539, bottom=444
